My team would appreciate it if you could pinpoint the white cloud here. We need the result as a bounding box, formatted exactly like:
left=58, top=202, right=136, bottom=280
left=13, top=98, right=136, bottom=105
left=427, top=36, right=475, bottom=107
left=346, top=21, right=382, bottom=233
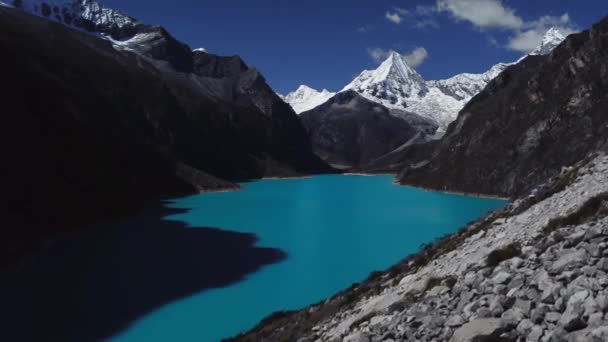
left=385, top=11, right=402, bottom=25
left=414, top=18, right=440, bottom=29
left=367, top=47, right=429, bottom=68
left=402, top=47, right=429, bottom=67
left=507, top=14, right=577, bottom=52
left=367, top=48, right=392, bottom=63
left=393, top=7, right=409, bottom=15
left=435, top=0, right=523, bottom=29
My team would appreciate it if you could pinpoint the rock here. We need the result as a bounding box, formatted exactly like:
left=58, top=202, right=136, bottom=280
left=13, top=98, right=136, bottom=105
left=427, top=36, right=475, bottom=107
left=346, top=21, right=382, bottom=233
left=592, top=326, right=608, bottom=340
left=514, top=298, right=532, bottom=313
left=531, top=305, right=550, bottom=324
left=475, top=307, right=492, bottom=319
left=501, top=308, right=525, bottom=327
left=449, top=319, right=504, bottom=342
left=597, top=258, right=608, bottom=272
left=510, top=257, right=524, bottom=269
left=344, top=331, right=370, bottom=342
left=489, top=296, right=505, bottom=317
left=545, top=312, right=561, bottom=324
left=446, top=315, right=465, bottom=327
left=596, top=294, right=608, bottom=312
left=584, top=296, right=600, bottom=316
left=551, top=249, right=588, bottom=274
left=516, top=318, right=534, bottom=335
left=587, top=312, right=604, bottom=328
left=566, top=230, right=586, bottom=245
left=528, top=325, right=545, bottom=341
left=427, top=285, right=450, bottom=297
left=558, top=290, right=589, bottom=332
left=492, top=272, right=512, bottom=284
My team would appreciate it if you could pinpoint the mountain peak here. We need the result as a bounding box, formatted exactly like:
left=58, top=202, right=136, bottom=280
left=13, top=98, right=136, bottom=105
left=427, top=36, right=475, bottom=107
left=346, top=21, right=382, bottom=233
left=282, top=85, right=336, bottom=114
left=341, top=51, right=427, bottom=113
left=530, top=27, right=567, bottom=55
left=8, top=0, right=140, bottom=36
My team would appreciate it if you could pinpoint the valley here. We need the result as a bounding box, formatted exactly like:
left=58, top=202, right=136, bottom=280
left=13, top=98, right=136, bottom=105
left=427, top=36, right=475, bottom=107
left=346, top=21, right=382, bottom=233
left=1, top=1, right=607, bottom=342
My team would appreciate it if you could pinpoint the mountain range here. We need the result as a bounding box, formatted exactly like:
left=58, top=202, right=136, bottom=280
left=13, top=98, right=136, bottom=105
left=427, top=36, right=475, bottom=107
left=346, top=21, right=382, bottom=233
left=0, top=0, right=330, bottom=262
left=282, top=29, right=566, bottom=133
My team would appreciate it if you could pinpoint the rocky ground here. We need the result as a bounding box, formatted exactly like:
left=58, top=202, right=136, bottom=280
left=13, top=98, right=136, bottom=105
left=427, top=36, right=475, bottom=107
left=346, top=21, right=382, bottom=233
left=232, top=152, right=608, bottom=341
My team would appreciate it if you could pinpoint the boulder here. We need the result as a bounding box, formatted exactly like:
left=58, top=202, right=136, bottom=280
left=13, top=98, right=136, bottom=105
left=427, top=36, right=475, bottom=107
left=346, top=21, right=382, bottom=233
left=449, top=319, right=504, bottom=342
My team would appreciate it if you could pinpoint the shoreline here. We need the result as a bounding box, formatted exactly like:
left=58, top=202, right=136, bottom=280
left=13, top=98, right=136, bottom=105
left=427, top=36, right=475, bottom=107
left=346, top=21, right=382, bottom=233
left=395, top=180, right=511, bottom=201
left=199, top=172, right=510, bottom=201
left=261, top=175, right=314, bottom=180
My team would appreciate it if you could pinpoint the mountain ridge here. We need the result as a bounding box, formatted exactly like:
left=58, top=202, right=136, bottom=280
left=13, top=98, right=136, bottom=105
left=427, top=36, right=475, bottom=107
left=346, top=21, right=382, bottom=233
left=282, top=28, right=568, bottom=132
left=0, top=2, right=330, bottom=262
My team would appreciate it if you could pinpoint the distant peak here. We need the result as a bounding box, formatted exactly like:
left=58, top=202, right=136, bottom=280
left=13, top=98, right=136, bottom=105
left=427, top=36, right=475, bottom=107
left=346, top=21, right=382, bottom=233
left=282, top=85, right=336, bottom=114
left=530, top=27, right=567, bottom=56
left=296, top=84, right=315, bottom=91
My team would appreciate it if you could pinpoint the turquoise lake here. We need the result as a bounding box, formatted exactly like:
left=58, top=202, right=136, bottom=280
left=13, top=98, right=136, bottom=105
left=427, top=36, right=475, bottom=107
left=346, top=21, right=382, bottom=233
left=109, top=175, right=505, bottom=342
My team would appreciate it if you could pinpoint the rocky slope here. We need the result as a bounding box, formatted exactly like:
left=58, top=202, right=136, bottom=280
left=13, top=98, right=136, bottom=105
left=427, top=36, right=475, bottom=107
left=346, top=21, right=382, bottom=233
left=398, top=18, right=608, bottom=198
left=232, top=149, right=608, bottom=342
left=279, top=85, right=336, bottom=114
left=299, top=91, right=436, bottom=168
left=0, top=4, right=330, bottom=262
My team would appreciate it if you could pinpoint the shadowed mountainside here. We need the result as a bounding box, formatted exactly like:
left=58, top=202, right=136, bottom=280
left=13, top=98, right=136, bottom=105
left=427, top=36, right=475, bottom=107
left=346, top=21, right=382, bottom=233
left=299, top=91, right=436, bottom=168
left=0, top=6, right=330, bottom=262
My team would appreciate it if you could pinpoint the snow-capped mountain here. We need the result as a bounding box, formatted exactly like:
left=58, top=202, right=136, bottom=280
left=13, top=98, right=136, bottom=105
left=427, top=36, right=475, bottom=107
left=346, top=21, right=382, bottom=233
left=280, top=85, right=336, bottom=114
left=339, top=28, right=566, bottom=132
left=4, top=0, right=196, bottom=72
left=529, top=27, right=566, bottom=55
left=342, top=52, right=429, bottom=108
left=342, top=51, right=460, bottom=131
left=2, top=0, right=139, bottom=36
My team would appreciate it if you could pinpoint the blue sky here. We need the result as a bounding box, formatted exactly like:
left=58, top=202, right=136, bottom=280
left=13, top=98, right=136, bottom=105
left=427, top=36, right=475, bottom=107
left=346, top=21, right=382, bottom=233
left=102, top=0, right=606, bottom=94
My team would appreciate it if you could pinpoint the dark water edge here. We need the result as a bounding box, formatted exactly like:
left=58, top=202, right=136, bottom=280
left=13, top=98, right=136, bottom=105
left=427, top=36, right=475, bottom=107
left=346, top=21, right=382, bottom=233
left=0, top=204, right=286, bottom=342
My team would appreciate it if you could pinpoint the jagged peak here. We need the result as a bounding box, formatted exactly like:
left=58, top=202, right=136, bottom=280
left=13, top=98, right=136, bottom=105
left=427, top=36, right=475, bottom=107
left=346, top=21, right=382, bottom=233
left=281, top=84, right=337, bottom=114
left=529, top=27, right=567, bottom=56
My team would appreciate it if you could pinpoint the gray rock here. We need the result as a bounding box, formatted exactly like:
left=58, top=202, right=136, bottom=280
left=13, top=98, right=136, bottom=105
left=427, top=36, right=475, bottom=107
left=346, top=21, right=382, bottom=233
left=584, top=296, right=600, bottom=316
left=545, top=311, right=561, bottom=324
left=501, top=308, right=525, bottom=327
left=558, top=290, right=589, bottom=332
left=587, top=312, right=604, bottom=328
left=528, top=325, right=545, bottom=341
left=551, top=249, right=588, bottom=274
left=597, top=258, right=608, bottom=272
left=492, top=272, right=512, bottom=285
left=449, top=318, right=503, bottom=342
left=344, top=331, right=370, bottom=342
left=489, top=296, right=505, bottom=317
left=446, top=315, right=465, bottom=327
left=531, top=305, right=550, bottom=324
left=516, top=318, right=534, bottom=335
left=596, top=294, right=608, bottom=312
left=475, top=307, right=492, bottom=319
left=514, top=298, right=532, bottom=313
left=591, top=326, right=608, bottom=340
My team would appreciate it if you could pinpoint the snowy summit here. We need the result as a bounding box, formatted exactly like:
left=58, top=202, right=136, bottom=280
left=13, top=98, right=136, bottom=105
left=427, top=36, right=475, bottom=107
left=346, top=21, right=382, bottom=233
left=280, top=85, right=336, bottom=114
left=282, top=27, right=568, bottom=133
left=530, top=27, right=567, bottom=56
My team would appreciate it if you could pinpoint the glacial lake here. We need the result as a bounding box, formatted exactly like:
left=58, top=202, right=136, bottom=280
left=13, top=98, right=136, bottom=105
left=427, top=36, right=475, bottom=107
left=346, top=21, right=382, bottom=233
left=1, top=175, right=505, bottom=342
